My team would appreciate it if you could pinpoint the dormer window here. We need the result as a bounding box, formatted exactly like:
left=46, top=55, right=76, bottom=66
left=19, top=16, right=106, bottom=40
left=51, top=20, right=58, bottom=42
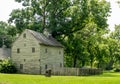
left=23, top=33, right=26, bottom=38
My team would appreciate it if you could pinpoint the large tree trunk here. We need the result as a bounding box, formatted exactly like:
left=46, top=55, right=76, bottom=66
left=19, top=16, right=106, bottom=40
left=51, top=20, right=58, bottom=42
left=42, top=4, right=46, bottom=31
left=81, top=60, right=85, bottom=67
left=106, top=60, right=114, bottom=70
left=73, top=55, right=77, bottom=67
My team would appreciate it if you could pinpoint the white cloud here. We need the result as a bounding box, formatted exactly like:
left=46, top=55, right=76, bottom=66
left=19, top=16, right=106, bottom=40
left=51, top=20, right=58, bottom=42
left=106, top=0, right=120, bottom=31
left=0, top=0, right=23, bottom=22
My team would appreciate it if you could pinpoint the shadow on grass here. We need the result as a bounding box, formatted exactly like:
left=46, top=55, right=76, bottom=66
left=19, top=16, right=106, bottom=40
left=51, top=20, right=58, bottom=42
left=97, top=72, right=120, bottom=77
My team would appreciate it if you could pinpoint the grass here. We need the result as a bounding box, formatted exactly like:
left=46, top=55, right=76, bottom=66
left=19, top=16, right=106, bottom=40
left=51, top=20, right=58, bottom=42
left=0, top=72, right=120, bottom=84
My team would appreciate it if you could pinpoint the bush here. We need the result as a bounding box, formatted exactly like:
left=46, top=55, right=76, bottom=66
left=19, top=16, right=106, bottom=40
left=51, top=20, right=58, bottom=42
left=114, top=68, right=120, bottom=72
left=0, top=59, right=17, bottom=73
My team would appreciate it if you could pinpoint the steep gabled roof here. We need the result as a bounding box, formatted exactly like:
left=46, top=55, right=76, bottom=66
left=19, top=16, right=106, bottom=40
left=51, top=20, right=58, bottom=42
left=27, top=29, right=64, bottom=47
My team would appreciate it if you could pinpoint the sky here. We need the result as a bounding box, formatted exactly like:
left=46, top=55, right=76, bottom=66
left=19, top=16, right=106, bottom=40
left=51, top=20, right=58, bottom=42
left=0, top=0, right=23, bottom=22
left=0, top=0, right=120, bottom=31
left=106, top=0, right=120, bottom=31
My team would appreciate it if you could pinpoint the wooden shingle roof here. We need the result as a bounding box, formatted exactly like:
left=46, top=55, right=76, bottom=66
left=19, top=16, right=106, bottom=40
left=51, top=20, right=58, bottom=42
left=27, top=29, right=64, bottom=47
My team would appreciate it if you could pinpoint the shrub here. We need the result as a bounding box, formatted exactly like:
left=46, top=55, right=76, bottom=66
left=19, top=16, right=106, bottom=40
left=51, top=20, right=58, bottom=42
left=0, top=59, right=17, bottom=73
left=114, top=68, right=120, bottom=72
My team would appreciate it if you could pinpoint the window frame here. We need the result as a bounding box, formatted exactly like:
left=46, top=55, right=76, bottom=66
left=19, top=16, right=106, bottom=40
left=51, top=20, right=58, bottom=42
left=45, top=64, right=47, bottom=69
left=24, top=59, right=26, bottom=62
left=32, top=47, right=35, bottom=53
left=17, top=48, right=20, bottom=53
left=60, top=63, right=62, bottom=67
left=45, top=48, right=47, bottom=53
left=59, top=51, right=61, bottom=55
left=20, top=64, right=23, bottom=69
left=23, top=33, right=26, bottom=38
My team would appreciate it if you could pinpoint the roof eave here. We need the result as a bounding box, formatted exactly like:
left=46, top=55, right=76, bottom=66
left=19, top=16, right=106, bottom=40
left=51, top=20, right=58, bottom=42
left=39, top=43, right=64, bottom=48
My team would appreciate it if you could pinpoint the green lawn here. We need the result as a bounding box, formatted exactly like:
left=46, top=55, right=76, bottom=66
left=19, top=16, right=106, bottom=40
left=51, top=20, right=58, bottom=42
left=0, top=72, right=120, bottom=84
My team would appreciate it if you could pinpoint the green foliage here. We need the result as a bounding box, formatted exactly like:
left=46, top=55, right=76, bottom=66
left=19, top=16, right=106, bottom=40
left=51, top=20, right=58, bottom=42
left=0, top=59, right=17, bottom=73
left=64, top=22, right=110, bottom=68
left=8, top=0, right=112, bottom=69
left=114, top=68, right=120, bottom=72
left=63, top=0, right=110, bottom=68
left=108, top=25, right=120, bottom=70
left=9, top=0, right=110, bottom=37
left=0, top=21, right=17, bottom=48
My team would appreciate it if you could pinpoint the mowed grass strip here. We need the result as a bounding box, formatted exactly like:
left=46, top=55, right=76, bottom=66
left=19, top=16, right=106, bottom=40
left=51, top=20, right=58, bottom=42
left=0, top=72, right=120, bottom=84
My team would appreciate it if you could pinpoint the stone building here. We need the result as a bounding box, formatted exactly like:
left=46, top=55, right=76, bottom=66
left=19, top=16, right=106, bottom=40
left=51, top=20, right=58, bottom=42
left=11, top=29, right=64, bottom=74
left=0, top=47, right=11, bottom=60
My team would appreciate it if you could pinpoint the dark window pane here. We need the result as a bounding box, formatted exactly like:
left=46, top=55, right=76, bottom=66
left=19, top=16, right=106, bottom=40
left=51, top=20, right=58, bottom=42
left=24, top=59, right=26, bottom=62
left=59, top=51, right=61, bottom=54
left=60, top=63, right=62, bottom=67
left=45, top=65, right=47, bottom=69
left=17, top=48, right=20, bottom=53
left=24, top=43, right=26, bottom=47
left=20, top=64, right=23, bottom=69
left=32, top=47, right=35, bottom=53
left=23, top=33, right=26, bottom=38
left=45, top=48, right=47, bottom=53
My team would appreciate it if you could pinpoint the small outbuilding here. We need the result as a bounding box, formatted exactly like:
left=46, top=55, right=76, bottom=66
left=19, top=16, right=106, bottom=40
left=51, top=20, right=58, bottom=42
left=11, top=29, right=64, bottom=74
left=0, top=47, right=11, bottom=60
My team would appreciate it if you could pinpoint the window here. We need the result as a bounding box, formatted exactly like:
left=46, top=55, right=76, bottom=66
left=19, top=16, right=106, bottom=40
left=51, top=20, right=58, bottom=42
left=23, top=33, right=26, bottom=38
left=59, top=51, right=61, bottom=54
left=17, top=48, right=20, bottom=53
left=20, top=64, right=23, bottom=69
left=24, top=59, right=26, bottom=62
left=60, top=63, right=62, bottom=67
left=24, top=43, right=26, bottom=47
left=32, top=47, right=35, bottom=53
left=45, top=65, right=47, bottom=69
left=45, top=48, right=47, bottom=53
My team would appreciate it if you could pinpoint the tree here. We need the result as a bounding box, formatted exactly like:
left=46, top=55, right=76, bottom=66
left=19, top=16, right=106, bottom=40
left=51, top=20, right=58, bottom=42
left=64, top=33, right=89, bottom=67
left=0, top=21, right=16, bottom=48
left=110, top=25, right=120, bottom=40
left=9, top=0, right=72, bottom=35
left=108, top=25, right=120, bottom=69
left=9, top=0, right=110, bottom=37
left=9, top=0, right=111, bottom=68
left=63, top=0, right=110, bottom=68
